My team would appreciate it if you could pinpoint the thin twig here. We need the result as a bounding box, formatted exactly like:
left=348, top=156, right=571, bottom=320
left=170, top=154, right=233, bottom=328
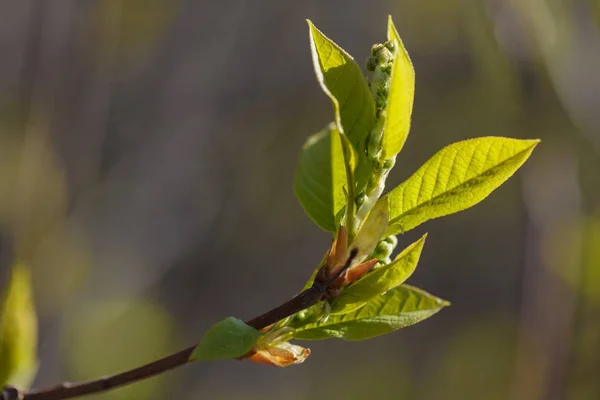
left=11, top=249, right=358, bottom=400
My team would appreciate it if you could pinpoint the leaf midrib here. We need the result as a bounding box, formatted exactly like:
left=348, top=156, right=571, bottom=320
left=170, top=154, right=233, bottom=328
left=388, top=142, right=536, bottom=226
left=295, top=308, right=443, bottom=335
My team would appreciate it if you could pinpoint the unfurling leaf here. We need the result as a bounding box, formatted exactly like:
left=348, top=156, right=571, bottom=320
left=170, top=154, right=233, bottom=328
left=190, top=317, right=261, bottom=361
left=307, top=20, right=376, bottom=189
left=343, top=258, right=379, bottom=286
left=0, top=264, right=38, bottom=388
left=381, top=16, right=415, bottom=159
left=331, top=234, right=426, bottom=314
left=351, top=197, right=389, bottom=264
left=293, top=285, right=448, bottom=341
left=325, top=227, right=349, bottom=278
left=385, top=137, right=540, bottom=235
left=294, top=124, right=354, bottom=232
left=246, top=341, right=310, bottom=367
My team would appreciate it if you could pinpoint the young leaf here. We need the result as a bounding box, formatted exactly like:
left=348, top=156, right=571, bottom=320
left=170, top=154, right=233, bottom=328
left=293, top=285, right=448, bottom=341
left=331, top=234, right=426, bottom=314
left=381, top=16, right=415, bottom=159
left=385, top=137, right=540, bottom=235
left=294, top=123, right=354, bottom=232
left=351, top=197, right=389, bottom=264
left=0, top=264, right=38, bottom=388
left=190, top=317, right=261, bottom=361
left=307, top=20, right=376, bottom=189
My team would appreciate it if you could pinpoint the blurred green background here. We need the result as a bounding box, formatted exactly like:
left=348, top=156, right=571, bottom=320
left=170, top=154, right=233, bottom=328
left=0, top=0, right=599, bottom=399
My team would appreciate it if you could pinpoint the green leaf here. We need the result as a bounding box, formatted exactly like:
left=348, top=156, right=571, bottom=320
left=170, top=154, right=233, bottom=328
left=307, top=20, right=376, bottom=189
left=385, top=137, right=540, bottom=235
left=294, top=123, right=354, bottom=231
left=294, top=285, right=448, bottom=341
left=351, top=197, right=389, bottom=263
left=381, top=16, right=415, bottom=159
left=190, top=317, right=261, bottom=361
left=0, top=263, right=38, bottom=388
left=331, top=234, right=426, bottom=314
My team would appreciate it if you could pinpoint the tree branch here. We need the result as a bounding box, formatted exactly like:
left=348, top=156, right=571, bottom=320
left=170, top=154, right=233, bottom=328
left=6, top=249, right=358, bottom=400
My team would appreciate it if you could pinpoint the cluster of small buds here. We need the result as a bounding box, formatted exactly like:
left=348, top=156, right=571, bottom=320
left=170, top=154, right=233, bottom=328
left=371, top=235, right=398, bottom=265
left=366, top=41, right=396, bottom=118
left=365, top=40, right=396, bottom=164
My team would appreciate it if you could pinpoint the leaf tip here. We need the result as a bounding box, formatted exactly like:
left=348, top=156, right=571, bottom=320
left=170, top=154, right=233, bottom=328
left=522, top=138, right=541, bottom=155
left=410, top=232, right=428, bottom=252
left=387, top=15, right=399, bottom=42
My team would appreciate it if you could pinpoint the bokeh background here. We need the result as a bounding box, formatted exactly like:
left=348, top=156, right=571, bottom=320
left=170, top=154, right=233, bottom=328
left=0, top=0, right=599, bottom=399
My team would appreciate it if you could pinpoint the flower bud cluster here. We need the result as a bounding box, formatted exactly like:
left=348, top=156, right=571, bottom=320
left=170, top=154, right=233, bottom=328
left=354, top=42, right=398, bottom=229
left=366, top=41, right=396, bottom=118
left=365, top=41, right=395, bottom=164
left=370, top=235, right=398, bottom=265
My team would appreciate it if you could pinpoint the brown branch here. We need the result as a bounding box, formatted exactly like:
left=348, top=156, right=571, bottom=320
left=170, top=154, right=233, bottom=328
left=6, top=250, right=358, bottom=400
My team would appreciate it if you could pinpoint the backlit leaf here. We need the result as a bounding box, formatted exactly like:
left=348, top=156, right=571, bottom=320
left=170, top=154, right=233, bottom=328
left=294, top=123, right=354, bottom=231
left=381, top=16, right=415, bottom=159
left=385, top=137, right=540, bottom=235
left=331, top=234, right=426, bottom=314
left=307, top=20, right=376, bottom=189
left=293, top=285, right=448, bottom=341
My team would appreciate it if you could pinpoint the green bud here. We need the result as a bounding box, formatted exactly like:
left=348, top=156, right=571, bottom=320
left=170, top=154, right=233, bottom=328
left=371, top=43, right=384, bottom=57
left=375, top=240, right=394, bottom=258
left=383, top=234, right=398, bottom=247
left=377, top=47, right=393, bottom=64
left=366, top=57, right=378, bottom=72
left=384, top=40, right=396, bottom=53
left=294, top=309, right=309, bottom=322
left=380, top=64, right=392, bottom=75
left=356, top=193, right=368, bottom=208
left=380, top=256, right=392, bottom=266
left=367, top=112, right=386, bottom=160
left=377, top=86, right=389, bottom=98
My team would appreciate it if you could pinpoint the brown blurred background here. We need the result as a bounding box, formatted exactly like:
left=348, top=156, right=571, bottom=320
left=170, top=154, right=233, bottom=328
left=0, top=0, right=599, bottom=399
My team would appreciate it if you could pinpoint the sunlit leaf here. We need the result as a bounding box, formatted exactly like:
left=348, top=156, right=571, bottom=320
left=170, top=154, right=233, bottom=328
left=190, top=317, right=261, bottom=361
left=293, top=285, right=448, bottom=341
left=385, top=137, right=540, bottom=235
left=0, top=264, right=38, bottom=388
left=307, top=20, right=376, bottom=189
left=381, top=16, right=415, bottom=159
left=294, top=123, right=354, bottom=231
left=331, top=234, right=426, bottom=314
left=351, top=197, right=389, bottom=264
